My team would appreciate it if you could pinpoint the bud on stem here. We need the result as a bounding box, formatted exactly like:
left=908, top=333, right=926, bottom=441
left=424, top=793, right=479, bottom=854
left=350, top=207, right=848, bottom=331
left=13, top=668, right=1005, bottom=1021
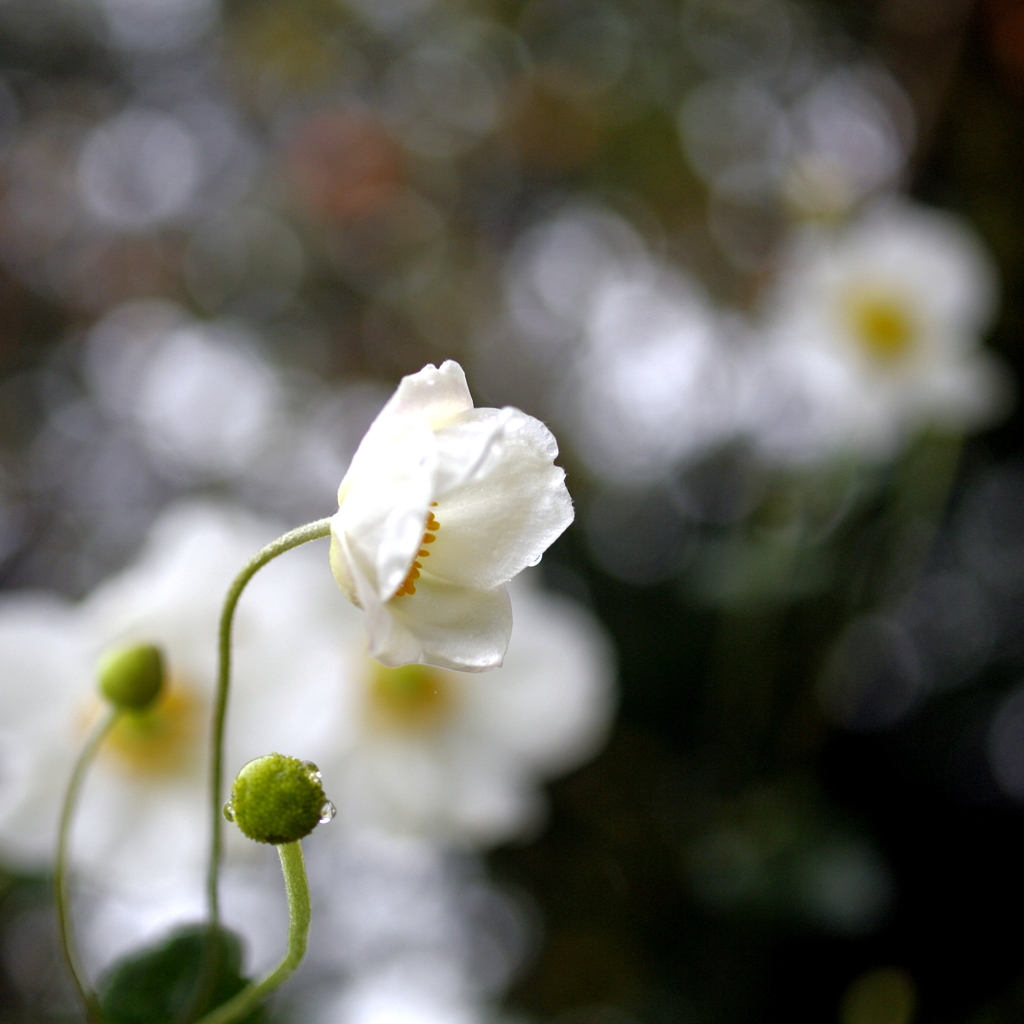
left=98, top=643, right=165, bottom=712
left=224, top=753, right=334, bottom=845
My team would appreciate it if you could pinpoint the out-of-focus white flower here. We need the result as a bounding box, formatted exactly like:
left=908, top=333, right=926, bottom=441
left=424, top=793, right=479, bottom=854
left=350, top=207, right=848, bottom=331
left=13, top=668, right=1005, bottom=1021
left=747, top=199, right=1007, bottom=463
left=487, top=205, right=739, bottom=485
left=329, top=360, right=574, bottom=672
left=503, top=206, right=647, bottom=357
left=568, top=268, right=738, bottom=484
left=0, top=502, right=354, bottom=969
left=302, top=831, right=528, bottom=1024
left=322, top=568, right=615, bottom=846
left=0, top=501, right=610, bottom=962
left=98, top=0, right=218, bottom=53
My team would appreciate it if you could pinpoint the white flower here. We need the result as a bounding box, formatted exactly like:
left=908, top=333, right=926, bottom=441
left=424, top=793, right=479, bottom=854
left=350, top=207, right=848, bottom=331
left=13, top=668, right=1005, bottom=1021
left=0, top=502, right=353, bottom=970
left=568, top=267, right=738, bottom=484
left=329, top=360, right=574, bottom=671
left=300, top=831, right=528, bottom=1024
left=487, top=205, right=740, bottom=485
left=747, top=199, right=1007, bottom=463
left=321, top=568, right=616, bottom=847
left=0, top=495, right=612, bottom=970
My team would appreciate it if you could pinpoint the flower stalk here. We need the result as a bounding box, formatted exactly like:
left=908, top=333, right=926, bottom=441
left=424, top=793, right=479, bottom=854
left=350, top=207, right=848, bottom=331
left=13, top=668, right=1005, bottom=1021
left=194, top=841, right=311, bottom=1024
left=55, top=707, right=120, bottom=1024
left=206, top=517, right=332, bottom=925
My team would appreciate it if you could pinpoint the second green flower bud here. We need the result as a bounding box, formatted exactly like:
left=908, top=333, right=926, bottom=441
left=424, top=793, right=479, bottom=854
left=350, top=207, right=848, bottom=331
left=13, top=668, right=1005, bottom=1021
left=98, top=643, right=165, bottom=712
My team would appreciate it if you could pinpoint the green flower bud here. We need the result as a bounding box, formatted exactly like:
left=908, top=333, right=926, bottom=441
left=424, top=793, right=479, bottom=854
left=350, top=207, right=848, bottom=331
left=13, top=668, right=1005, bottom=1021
left=98, top=644, right=165, bottom=712
left=225, top=753, right=335, bottom=845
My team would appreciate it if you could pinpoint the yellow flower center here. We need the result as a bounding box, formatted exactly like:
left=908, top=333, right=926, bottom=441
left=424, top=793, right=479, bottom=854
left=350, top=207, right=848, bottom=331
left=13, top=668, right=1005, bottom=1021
left=367, top=662, right=453, bottom=731
left=101, top=680, right=203, bottom=777
left=844, top=290, right=917, bottom=364
left=393, top=504, right=440, bottom=599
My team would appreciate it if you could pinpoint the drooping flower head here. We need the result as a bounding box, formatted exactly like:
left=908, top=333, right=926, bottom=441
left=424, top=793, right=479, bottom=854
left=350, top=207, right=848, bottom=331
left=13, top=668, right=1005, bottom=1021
left=329, top=361, right=574, bottom=671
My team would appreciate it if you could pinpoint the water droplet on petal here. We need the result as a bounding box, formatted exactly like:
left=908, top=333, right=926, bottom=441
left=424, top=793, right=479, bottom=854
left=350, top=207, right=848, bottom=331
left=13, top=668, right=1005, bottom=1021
left=319, top=800, right=336, bottom=824
left=223, top=801, right=235, bottom=822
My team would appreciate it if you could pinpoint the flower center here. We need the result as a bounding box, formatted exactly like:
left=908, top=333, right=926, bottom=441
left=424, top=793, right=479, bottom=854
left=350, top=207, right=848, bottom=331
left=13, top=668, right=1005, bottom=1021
left=367, top=662, right=453, bottom=730
left=101, top=679, right=203, bottom=777
left=845, top=290, right=917, bottom=364
left=393, top=503, right=440, bottom=598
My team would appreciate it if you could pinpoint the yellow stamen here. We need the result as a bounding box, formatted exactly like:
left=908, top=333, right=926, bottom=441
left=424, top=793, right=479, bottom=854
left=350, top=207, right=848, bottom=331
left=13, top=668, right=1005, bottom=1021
left=844, top=289, right=917, bottom=364
left=393, top=506, right=442, bottom=598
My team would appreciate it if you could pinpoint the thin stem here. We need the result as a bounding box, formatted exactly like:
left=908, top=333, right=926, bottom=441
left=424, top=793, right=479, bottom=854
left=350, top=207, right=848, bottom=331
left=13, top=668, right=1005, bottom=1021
left=206, top=518, right=332, bottom=925
left=194, top=842, right=311, bottom=1024
left=56, top=707, right=120, bottom=1024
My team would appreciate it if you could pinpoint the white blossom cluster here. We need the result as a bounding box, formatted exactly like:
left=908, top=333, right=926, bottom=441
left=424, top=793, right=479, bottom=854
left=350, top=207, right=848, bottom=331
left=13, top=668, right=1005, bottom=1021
left=483, top=196, right=1006, bottom=485
left=0, top=365, right=614, bottom=1022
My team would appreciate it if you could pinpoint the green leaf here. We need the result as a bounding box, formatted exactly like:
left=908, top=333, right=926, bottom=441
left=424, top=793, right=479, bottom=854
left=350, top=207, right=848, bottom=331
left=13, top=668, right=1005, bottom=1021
left=98, top=924, right=268, bottom=1024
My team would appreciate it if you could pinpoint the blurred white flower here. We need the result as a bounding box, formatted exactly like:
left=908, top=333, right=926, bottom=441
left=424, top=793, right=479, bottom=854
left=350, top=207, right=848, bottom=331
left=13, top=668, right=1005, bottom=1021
left=490, top=205, right=739, bottom=485
left=747, top=199, right=1007, bottom=463
left=568, top=267, right=738, bottom=484
left=503, top=206, right=647, bottom=356
left=80, top=300, right=390, bottom=523
left=0, top=502, right=354, bottom=969
left=322, top=568, right=615, bottom=846
left=329, top=360, right=574, bottom=672
left=302, top=831, right=528, bottom=1024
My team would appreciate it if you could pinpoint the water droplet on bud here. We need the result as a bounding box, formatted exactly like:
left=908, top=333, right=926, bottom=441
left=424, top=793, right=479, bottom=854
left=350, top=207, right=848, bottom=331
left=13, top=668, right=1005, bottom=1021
left=223, top=801, right=235, bottom=822
left=303, top=760, right=322, bottom=782
left=319, top=800, right=336, bottom=824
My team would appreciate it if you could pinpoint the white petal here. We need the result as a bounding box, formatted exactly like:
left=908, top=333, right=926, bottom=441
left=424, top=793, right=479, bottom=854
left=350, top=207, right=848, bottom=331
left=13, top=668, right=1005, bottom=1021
left=431, top=406, right=521, bottom=496
left=339, top=361, right=473, bottom=504
left=365, top=577, right=512, bottom=671
left=424, top=409, right=574, bottom=589
left=466, top=571, right=616, bottom=772
left=334, top=421, right=436, bottom=602
left=329, top=530, right=359, bottom=605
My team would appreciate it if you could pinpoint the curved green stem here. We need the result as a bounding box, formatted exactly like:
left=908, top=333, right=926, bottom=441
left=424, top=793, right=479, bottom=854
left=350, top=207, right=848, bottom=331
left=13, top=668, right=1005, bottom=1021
left=194, top=842, right=310, bottom=1024
left=206, top=518, right=332, bottom=925
left=56, top=707, right=120, bottom=1024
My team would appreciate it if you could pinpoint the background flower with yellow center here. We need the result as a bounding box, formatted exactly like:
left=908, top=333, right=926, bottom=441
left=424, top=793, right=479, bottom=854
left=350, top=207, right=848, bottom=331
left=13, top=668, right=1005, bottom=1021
left=0, top=501, right=358, bottom=974
left=322, top=568, right=616, bottom=847
left=747, top=197, right=1007, bottom=464
left=367, top=663, right=455, bottom=732
left=842, top=288, right=919, bottom=366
